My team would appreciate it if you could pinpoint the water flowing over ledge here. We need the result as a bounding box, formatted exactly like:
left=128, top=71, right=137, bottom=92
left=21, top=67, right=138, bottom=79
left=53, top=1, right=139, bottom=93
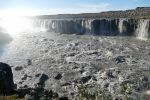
left=30, top=18, right=150, bottom=40
left=0, top=16, right=150, bottom=40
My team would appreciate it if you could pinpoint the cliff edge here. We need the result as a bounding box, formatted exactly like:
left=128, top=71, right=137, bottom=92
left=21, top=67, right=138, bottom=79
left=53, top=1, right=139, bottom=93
left=34, top=7, right=150, bottom=19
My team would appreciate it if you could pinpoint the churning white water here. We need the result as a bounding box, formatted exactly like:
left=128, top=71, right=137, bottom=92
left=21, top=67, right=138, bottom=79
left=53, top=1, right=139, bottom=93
left=136, top=19, right=150, bottom=40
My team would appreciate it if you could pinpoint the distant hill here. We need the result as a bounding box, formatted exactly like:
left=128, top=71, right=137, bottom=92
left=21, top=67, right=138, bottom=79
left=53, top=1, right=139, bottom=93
left=34, top=7, right=150, bottom=19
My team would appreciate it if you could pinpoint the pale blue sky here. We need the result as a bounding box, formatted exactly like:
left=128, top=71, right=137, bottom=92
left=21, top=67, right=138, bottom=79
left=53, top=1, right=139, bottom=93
left=0, top=0, right=149, bottom=15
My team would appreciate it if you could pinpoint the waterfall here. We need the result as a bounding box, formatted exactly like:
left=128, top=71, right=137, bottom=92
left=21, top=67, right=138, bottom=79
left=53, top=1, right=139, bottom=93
left=29, top=18, right=150, bottom=39
left=118, top=19, right=124, bottom=33
left=136, top=19, right=150, bottom=40
left=118, top=19, right=127, bottom=35
left=82, top=19, right=93, bottom=35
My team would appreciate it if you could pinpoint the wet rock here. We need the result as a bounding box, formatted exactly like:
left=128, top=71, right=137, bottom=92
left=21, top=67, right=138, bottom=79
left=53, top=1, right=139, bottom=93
left=92, top=76, right=97, bottom=81
left=61, top=82, right=71, bottom=87
left=87, top=51, right=99, bottom=55
left=21, top=74, right=28, bottom=80
left=101, top=70, right=114, bottom=79
left=59, top=97, right=69, bottom=100
left=72, top=66, right=79, bottom=69
left=132, top=60, right=137, bottom=64
left=140, top=76, right=149, bottom=84
left=37, top=74, right=49, bottom=87
left=23, top=85, right=29, bottom=88
left=80, top=76, right=92, bottom=84
left=27, top=59, right=32, bottom=66
left=79, top=70, right=84, bottom=74
left=35, top=74, right=41, bottom=77
left=67, top=52, right=76, bottom=56
left=101, top=81, right=109, bottom=88
left=115, top=56, right=126, bottom=64
left=42, top=90, right=59, bottom=99
left=100, top=68, right=120, bottom=80
left=55, top=73, right=62, bottom=80
left=15, top=66, right=23, bottom=71
left=19, top=81, right=23, bottom=84
left=0, top=62, right=14, bottom=95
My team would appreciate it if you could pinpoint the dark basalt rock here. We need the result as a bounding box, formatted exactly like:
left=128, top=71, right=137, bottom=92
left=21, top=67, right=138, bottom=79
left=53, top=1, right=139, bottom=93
left=115, top=56, right=126, bottom=64
left=15, top=66, right=23, bottom=71
left=73, top=76, right=92, bottom=84
left=59, top=97, right=69, bottom=100
left=0, top=62, right=14, bottom=95
left=27, top=59, right=32, bottom=66
left=81, top=76, right=92, bottom=83
left=37, top=74, right=49, bottom=87
left=55, top=73, right=62, bottom=80
left=35, top=74, right=41, bottom=77
left=21, top=74, right=28, bottom=80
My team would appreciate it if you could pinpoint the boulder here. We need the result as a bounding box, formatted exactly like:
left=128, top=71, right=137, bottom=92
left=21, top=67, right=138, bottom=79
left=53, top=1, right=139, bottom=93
left=0, top=62, right=14, bottom=95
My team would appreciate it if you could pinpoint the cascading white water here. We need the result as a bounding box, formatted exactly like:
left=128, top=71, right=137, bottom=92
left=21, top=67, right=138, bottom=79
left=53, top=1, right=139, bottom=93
left=118, top=19, right=127, bottom=34
left=30, top=19, right=51, bottom=32
left=81, top=19, right=93, bottom=34
left=31, top=19, right=94, bottom=34
left=40, top=19, right=52, bottom=31
left=118, top=19, right=124, bottom=33
left=136, top=19, right=150, bottom=40
left=29, top=18, right=150, bottom=39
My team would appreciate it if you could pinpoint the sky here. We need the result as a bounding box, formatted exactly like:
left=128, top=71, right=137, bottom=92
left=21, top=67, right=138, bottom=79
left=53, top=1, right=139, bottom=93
left=0, top=0, right=149, bottom=16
